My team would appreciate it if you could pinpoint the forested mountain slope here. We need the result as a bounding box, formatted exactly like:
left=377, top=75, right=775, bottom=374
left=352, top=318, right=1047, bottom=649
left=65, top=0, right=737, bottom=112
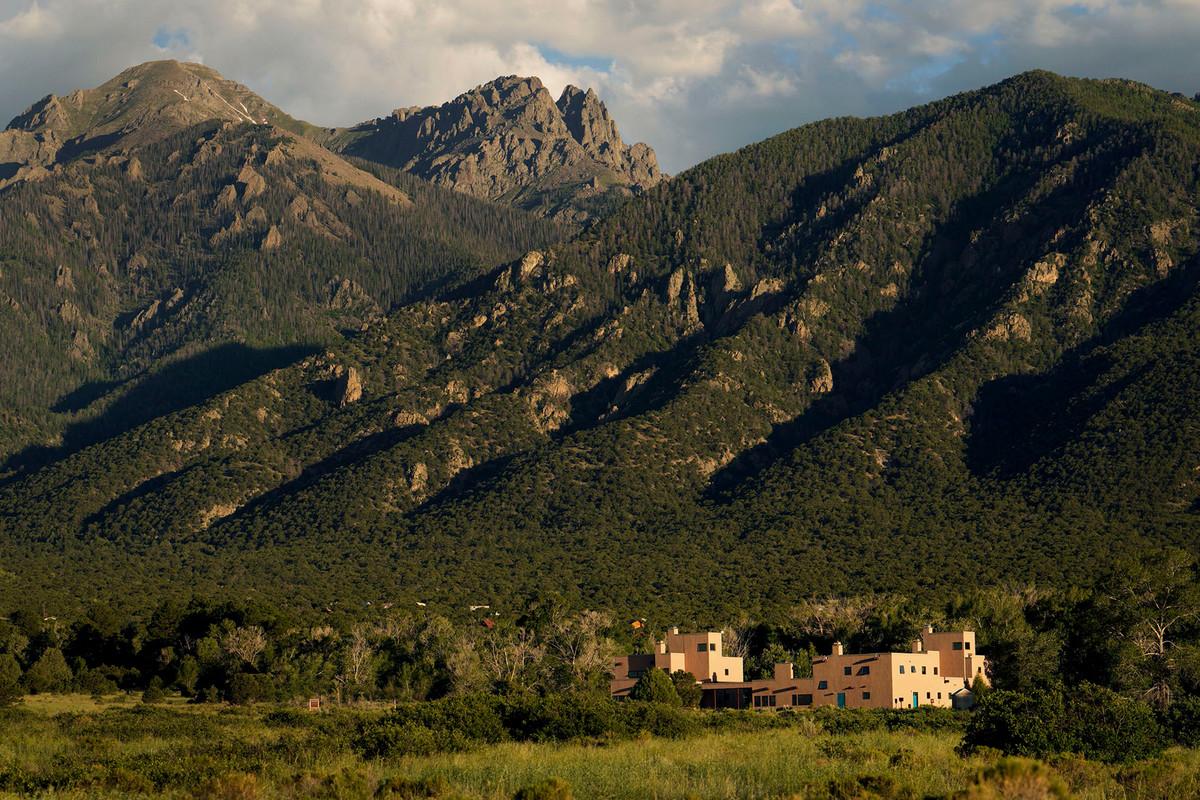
left=3, top=71, right=1200, bottom=620
left=0, top=61, right=569, bottom=467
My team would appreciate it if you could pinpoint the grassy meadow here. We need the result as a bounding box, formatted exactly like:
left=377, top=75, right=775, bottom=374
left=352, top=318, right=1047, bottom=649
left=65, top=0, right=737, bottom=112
left=2, top=695, right=1200, bottom=799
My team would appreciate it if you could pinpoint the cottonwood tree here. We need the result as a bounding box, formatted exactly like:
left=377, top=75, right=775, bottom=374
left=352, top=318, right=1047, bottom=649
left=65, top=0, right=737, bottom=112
left=479, top=625, right=545, bottom=691
left=785, top=596, right=875, bottom=644
left=545, top=609, right=614, bottom=688
left=1104, top=549, right=1200, bottom=709
left=334, top=624, right=376, bottom=703
left=221, top=625, right=267, bottom=669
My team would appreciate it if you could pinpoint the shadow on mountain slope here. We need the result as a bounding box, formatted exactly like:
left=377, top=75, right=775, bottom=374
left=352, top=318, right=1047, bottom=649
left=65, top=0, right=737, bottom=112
left=1, top=342, right=317, bottom=481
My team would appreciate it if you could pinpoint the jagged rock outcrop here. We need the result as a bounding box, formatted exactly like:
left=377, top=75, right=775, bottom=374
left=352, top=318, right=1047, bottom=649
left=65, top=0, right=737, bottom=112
left=328, top=75, right=664, bottom=222
left=336, top=366, right=362, bottom=407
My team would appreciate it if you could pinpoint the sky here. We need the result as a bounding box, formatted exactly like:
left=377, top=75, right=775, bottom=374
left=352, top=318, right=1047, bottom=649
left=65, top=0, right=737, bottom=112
left=2, top=0, right=1199, bottom=174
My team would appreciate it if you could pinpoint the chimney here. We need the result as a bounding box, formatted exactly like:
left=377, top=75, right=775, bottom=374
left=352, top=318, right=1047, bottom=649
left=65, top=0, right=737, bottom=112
left=924, top=624, right=934, bottom=634
left=670, top=626, right=679, bottom=635
left=832, top=641, right=844, bottom=656
left=774, top=662, right=795, bottom=682
left=912, top=640, right=923, bottom=653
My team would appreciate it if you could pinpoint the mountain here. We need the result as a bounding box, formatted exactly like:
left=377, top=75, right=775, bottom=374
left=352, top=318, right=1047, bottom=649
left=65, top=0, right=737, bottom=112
left=4, top=70, right=1200, bottom=621
left=0, top=60, right=321, bottom=188
left=0, top=61, right=569, bottom=466
left=325, top=75, right=664, bottom=222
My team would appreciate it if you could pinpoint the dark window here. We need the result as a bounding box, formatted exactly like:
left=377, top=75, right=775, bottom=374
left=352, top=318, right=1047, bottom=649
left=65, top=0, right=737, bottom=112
left=862, top=691, right=871, bottom=700
left=724, top=668, right=729, bottom=675
left=697, top=643, right=707, bottom=653
left=792, top=694, right=813, bottom=706
left=768, top=695, right=777, bottom=707
left=710, top=643, right=716, bottom=651
left=843, top=666, right=851, bottom=676
left=934, top=667, right=939, bottom=675
left=926, top=692, right=931, bottom=699
left=965, top=642, right=971, bottom=650
left=921, top=666, right=927, bottom=675
left=899, top=665, right=905, bottom=674
left=818, top=680, right=828, bottom=690
left=952, top=642, right=963, bottom=651
left=857, top=666, right=870, bottom=675
left=937, top=693, right=942, bottom=699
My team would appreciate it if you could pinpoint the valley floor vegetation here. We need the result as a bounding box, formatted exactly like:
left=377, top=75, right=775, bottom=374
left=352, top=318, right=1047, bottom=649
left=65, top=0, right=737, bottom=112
left=2, top=697, right=1200, bottom=799
left=6, top=549, right=1200, bottom=796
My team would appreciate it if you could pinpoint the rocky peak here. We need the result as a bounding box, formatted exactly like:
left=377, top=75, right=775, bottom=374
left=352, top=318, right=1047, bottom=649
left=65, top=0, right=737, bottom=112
left=330, top=75, right=664, bottom=222
left=5, top=61, right=295, bottom=144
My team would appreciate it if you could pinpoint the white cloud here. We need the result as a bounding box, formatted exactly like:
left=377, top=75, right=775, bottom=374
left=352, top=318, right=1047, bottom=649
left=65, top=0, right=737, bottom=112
left=1, top=0, right=1199, bottom=173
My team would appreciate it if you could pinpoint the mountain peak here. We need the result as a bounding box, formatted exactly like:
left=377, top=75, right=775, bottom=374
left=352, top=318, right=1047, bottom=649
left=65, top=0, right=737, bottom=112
left=5, top=59, right=316, bottom=153
left=331, top=74, right=663, bottom=221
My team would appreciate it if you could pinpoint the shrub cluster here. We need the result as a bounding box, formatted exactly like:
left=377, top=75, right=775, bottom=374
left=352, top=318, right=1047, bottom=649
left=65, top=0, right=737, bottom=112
left=961, top=683, right=1165, bottom=763
left=353, top=691, right=699, bottom=758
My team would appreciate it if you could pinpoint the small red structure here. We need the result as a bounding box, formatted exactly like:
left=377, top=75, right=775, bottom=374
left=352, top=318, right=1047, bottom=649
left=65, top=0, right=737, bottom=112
left=308, top=697, right=321, bottom=711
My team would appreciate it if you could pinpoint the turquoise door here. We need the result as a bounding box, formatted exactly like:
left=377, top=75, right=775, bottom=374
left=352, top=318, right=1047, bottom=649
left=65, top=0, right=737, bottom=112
left=912, top=692, right=919, bottom=708
left=836, top=693, right=846, bottom=708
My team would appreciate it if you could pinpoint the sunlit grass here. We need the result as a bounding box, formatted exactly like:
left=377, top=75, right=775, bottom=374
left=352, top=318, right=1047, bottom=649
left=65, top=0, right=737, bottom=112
left=4, top=697, right=1200, bottom=798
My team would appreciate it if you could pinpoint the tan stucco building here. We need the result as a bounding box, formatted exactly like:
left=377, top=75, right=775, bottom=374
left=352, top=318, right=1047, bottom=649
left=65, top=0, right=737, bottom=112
left=610, top=624, right=988, bottom=710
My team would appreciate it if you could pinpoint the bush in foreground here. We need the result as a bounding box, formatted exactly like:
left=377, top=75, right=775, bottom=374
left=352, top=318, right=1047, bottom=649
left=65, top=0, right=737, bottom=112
left=961, top=683, right=1164, bottom=763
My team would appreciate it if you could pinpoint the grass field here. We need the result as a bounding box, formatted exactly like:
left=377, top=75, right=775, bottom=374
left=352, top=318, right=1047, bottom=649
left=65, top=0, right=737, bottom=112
left=2, top=695, right=1200, bottom=798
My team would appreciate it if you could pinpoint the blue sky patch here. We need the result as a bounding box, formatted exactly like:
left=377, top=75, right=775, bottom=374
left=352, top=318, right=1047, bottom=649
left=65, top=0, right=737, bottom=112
left=537, top=44, right=612, bottom=73
left=152, top=27, right=190, bottom=51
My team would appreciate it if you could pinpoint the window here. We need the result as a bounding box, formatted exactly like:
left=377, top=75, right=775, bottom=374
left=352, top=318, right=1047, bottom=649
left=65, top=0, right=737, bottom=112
left=843, top=666, right=851, bottom=676
left=952, top=642, right=963, bottom=651
left=710, top=643, right=716, bottom=651
left=899, top=665, right=905, bottom=674
left=754, top=694, right=776, bottom=707
left=857, top=665, right=870, bottom=676
left=792, top=693, right=813, bottom=706
left=818, top=680, right=828, bottom=690
left=977, top=667, right=982, bottom=674
left=933, top=667, right=939, bottom=675
left=862, top=691, right=871, bottom=700
left=965, top=642, right=971, bottom=650
left=926, top=692, right=931, bottom=699
left=937, top=693, right=942, bottom=699
left=921, top=666, right=927, bottom=675
left=724, top=668, right=729, bottom=676
left=697, top=643, right=707, bottom=653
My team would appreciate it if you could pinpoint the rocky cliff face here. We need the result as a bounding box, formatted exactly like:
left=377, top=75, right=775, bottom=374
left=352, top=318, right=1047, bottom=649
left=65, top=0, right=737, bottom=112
left=328, top=76, right=664, bottom=222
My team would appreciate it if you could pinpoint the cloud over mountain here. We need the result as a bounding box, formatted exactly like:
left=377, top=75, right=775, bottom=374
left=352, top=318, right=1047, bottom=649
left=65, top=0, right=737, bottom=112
left=2, top=0, right=1200, bottom=172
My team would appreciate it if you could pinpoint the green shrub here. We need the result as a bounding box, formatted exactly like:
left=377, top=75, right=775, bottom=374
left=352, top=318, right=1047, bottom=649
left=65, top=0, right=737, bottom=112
left=354, top=694, right=507, bottom=757
left=1161, top=694, right=1200, bottom=746
left=628, top=668, right=680, bottom=705
left=620, top=701, right=698, bottom=739
left=670, top=671, right=702, bottom=708
left=377, top=775, right=451, bottom=798
left=509, top=691, right=623, bottom=742
left=227, top=673, right=275, bottom=705
left=513, top=777, right=573, bottom=800
left=0, top=654, right=21, bottom=706
left=142, top=676, right=166, bottom=704
left=957, top=757, right=1071, bottom=799
left=961, top=684, right=1163, bottom=763
left=355, top=721, right=437, bottom=759
left=22, top=648, right=72, bottom=694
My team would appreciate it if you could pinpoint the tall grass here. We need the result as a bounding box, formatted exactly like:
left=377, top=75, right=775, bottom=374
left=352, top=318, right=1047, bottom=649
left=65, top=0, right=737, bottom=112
left=2, top=696, right=1200, bottom=798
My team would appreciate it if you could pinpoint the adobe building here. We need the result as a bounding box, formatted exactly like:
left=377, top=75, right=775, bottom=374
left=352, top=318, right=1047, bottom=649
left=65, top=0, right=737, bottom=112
left=610, top=624, right=987, bottom=710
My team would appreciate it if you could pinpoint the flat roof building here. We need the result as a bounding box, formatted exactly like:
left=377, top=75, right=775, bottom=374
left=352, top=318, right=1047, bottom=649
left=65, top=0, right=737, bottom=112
left=610, top=623, right=988, bottom=710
